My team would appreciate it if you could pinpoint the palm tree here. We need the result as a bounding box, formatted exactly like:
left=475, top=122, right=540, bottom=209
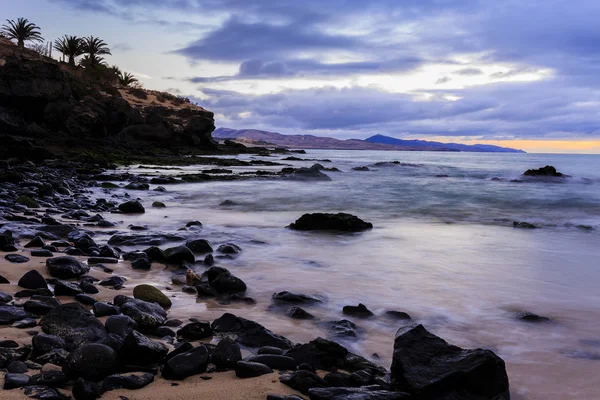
left=79, top=54, right=107, bottom=67
left=110, top=65, right=122, bottom=76
left=118, top=71, right=138, bottom=87
left=81, top=36, right=111, bottom=66
left=1, top=18, right=43, bottom=47
left=53, top=35, right=83, bottom=66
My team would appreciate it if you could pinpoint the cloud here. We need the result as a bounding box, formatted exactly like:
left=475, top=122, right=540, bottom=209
left=48, top=0, right=600, bottom=140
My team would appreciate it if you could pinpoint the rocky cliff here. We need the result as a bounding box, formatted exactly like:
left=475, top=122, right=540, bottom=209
left=0, top=39, right=216, bottom=162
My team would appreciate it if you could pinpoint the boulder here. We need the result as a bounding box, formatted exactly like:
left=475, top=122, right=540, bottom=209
left=384, top=311, right=411, bottom=320
left=162, top=345, right=209, bottom=380
left=212, top=313, right=293, bottom=349
left=186, top=239, right=213, bottom=254
left=101, top=373, right=154, bottom=392
left=40, top=303, right=107, bottom=349
left=93, top=302, right=120, bottom=317
left=235, top=361, right=273, bottom=378
left=287, top=306, right=315, bottom=320
left=523, top=165, right=565, bottom=177
left=163, top=245, right=195, bottom=265
left=53, top=281, right=83, bottom=296
left=32, top=334, right=66, bottom=356
left=247, top=354, right=297, bottom=371
left=289, top=213, right=373, bottom=232
left=63, top=343, right=119, bottom=381
left=342, top=303, right=374, bottom=318
left=5, top=254, right=30, bottom=263
left=280, top=370, right=327, bottom=394
left=390, top=324, right=509, bottom=399
left=133, top=284, right=172, bottom=309
left=24, top=296, right=61, bottom=315
left=46, top=257, right=90, bottom=279
left=105, top=315, right=138, bottom=338
left=18, top=270, right=48, bottom=290
left=118, top=200, right=145, bottom=213
left=205, top=266, right=247, bottom=293
left=25, top=236, right=46, bottom=248
left=217, top=243, right=241, bottom=254
left=177, top=321, right=213, bottom=340
left=0, top=304, right=32, bottom=325
left=120, top=298, right=167, bottom=331
left=273, top=291, right=324, bottom=305
left=212, top=338, right=242, bottom=369
left=72, top=378, right=101, bottom=400
left=122, top=330, right=168, bottom=366
left=4, top=373, right=30, bottom=389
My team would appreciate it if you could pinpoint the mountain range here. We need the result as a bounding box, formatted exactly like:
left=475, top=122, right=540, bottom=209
left=212, top=128, right=526, bottom=153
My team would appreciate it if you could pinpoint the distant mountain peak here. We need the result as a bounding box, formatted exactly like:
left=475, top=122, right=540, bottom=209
left=212, top=128, right=526, bottom=153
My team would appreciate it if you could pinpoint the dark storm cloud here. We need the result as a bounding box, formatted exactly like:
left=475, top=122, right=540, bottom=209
left=51, top=0, right=600, bottom=139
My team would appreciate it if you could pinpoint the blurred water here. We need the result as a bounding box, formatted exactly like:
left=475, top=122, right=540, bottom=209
left=99, top=150, right=600, bottom=400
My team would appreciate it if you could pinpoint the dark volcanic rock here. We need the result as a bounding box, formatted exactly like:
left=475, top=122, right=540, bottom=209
left=516, top=311, right=550, bottom=322
left=46, top=257, right=90, bottom=279
left=64, top=343, right=119, bottom=381
left=118, top=201, right=145, bottom=214
left=211, top=313, right=293, bottom=349
left=73, top=378, right=101, bottom=400
left=272, top=291, right=323, bottom=305
left=235, top=361, right=273, bottom=378
left=53, top=281, right=82, bottom=296
left=29, top=370, right=68, bottom=387
left=513, top=221, right=537, bottom=229
left=0, top=304, right=32, bottom=324
left=287, top=306, right=315, bottom=320
left=122, top=330, right=168, bottom=366
left=212, top=337, right=242, bottom=369
left=32, top=334, right=66, bottom=356
left=18, top=270, right=48, bottom=290
left=205, top=266, right=247, bottom=293
left=523, top=165, right=565, bottom=177
left=177, top=321, right=213, bottom=340
left=280, top=370, right=327, bottom=394
left=5, top=254, right=30, bottom=263
left=247, top=354, right=297, bottom=371
left=23, top=295, right=61, bottom=315
left=25, top=236, right=46, bottom=248
left=93, top=302, right=120, bottom=317
left=390, top=324, right=509, bottom=399
left=324, top=319, right=360, bottom=338
left=120, top=299, right=167, bottom=331
left=384, top=311, right=412, bottom=320
left=31, top=250, right=54, bottom=257
left=101, top=373, right=154, bottom=392
left=288, top=213, right=373, bottom=232
left=4, top=373, right=30, bottom=389
left=105, top=315, right=138, bottom=338
left=40, top=303, right=107, bottom=349
left=163, top=245, right=195, bottom=265
left=342, top=303, right=374, bottom=319
left=108, top=233, right=185, bottom=246
left=23, top=385, right=69, bottom=400
left=308, top=386, right=410, bottom=400
left=162, top=345, right=209, bottom=380
left=217, top=243, right=241, bottom=254
left=186, top=239, right=213, bottom=254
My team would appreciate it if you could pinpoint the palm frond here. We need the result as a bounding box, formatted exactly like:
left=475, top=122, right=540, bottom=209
left=1, top=18, right=43, bottom=47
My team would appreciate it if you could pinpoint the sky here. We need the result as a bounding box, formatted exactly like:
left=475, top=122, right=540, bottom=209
left=4, top=0, right=600, bottom=153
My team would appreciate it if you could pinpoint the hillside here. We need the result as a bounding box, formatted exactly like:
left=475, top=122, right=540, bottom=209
left=0, top=37, right=216, bottom=162
left=213, top=128, right=526, bottom=153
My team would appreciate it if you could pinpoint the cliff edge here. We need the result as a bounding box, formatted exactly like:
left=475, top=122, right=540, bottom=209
left=0, top=38, right=216, bottom=162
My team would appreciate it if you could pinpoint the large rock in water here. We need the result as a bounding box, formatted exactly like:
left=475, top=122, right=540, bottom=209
left=46, top=257, right=89, bottom=279
left=390, top=324, right=509, bottom=399
left=289, top=213, right=373, bottom=232
left=40, top=303, right=107, bottom=350
left=523, top=165, right=565, bottom=177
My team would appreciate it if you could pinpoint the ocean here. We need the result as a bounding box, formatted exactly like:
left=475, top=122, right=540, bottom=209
left=95, top=150, right=600, bottom=400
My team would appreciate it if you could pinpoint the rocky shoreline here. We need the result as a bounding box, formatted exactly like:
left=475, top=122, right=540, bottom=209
left=0, top=160, right=513, bottom=400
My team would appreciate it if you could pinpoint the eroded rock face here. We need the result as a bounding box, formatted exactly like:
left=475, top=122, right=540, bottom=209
left=0, top=50, right=216, bottom=161
left=390, top=324, right=510, bottom=400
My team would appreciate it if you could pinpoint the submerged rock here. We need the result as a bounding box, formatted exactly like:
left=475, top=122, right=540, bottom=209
left=513, top=221, right=538, bottom=229
left=342, top=303, right=374, bottom=318
left=118, top=200, right=145, bottom=213
left=289, top=213, right=373, bottom=232
left=309, top=386, right=410, bottom=400
left=390, top=324, right=509, bottom=399
left=516, top=311, right=550, bottom=322
left=272, top=291, right=323, bottom=305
